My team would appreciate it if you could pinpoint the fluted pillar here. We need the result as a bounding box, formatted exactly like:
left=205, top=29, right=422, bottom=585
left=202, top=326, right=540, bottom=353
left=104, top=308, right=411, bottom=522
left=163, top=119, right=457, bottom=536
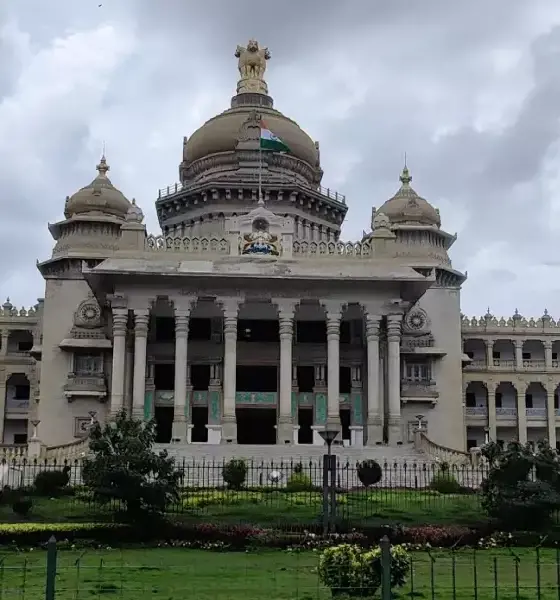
left=516, top=383, right=527, bottom=444
left=132, top=309, right=150, bottom=420
left=218, top=297, right=242, bottom=443
left=387, top=314, right=403, bottom=444
left=365, top=313, right=382, bottom=445
left=545, top=341, right=553, bottom=369
left=171, top=298, right=195, bottom=443
left=110, top=308, right=129, bottom=417
left=514, top=340, right=523, bottom=370
left=486, top=381, right=497, bottom=441
left=323, top=300, right=344, bottom=431
left=275, top=299, right=298, bottom=444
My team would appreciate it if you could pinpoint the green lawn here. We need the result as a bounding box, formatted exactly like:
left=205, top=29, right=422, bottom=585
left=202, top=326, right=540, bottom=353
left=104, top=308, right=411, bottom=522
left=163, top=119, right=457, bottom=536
left=0, top=489, right=485, bottom=528
left=0, top=547, right=557, bottom=599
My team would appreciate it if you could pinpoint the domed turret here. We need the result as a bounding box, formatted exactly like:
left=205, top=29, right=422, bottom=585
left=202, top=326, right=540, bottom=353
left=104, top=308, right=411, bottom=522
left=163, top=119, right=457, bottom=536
left=376, top=166, right=441, bottom=228
left=65, top=156, right=131, bottom=219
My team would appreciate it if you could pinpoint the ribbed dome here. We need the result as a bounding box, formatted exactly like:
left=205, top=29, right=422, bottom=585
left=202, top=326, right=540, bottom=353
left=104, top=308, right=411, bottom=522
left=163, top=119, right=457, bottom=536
left=185, top=106, right=318, bottom=167
left=64, top=156, right=131, bottom=219
left=376, top=167, right=440, bottom=227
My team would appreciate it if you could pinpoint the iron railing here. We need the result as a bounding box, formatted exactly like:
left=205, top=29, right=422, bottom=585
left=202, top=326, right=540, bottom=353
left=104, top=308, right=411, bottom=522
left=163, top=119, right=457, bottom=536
left=3, top=537, right=559, bottom=599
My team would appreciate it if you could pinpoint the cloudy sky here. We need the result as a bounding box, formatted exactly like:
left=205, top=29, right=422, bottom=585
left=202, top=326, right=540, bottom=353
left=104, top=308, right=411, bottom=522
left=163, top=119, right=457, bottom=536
left=1, top=0, right=560, bottom=319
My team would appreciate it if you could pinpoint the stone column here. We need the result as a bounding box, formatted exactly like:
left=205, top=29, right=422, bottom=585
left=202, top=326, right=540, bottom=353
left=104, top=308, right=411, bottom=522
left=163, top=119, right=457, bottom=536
left=323, top=301, right=344, bottom=431
left=349, top=365, right=364, bottom=447
left=516, top=383, right=527, bottom=444
left=0, top=368, right=6, bottom=443
left=485, top=339, right=493, bottom=368
left=109, top=308, right=129, bottom=417
left=171, top=298, right=195, bottom=443
left=218, top=297, right=242, bottom=443
left=546, top=386, right=556, bottom=448
left=545, top=341, right=553, bottom=369
left=132, top=309, right=150, bottom=419
left=275, top=299, right=298, bottom=444
left=514, top=340, right=523, bottom=370
left=123, top=335, right=134, bottom=413
left=387, top=314, right=403, bottom=444
left=365, top=313, right=382, bottom=445
left=486, top=381, right=497, bottom=441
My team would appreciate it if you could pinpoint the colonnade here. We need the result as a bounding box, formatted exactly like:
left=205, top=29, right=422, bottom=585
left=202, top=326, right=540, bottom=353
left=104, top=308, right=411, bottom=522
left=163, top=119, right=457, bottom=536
left=108, top=295, right=404, bottom=445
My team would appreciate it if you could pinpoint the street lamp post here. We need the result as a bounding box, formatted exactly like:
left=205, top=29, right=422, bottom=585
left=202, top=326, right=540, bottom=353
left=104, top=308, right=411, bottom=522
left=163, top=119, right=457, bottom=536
left=319, top=428, right=340, bottom=535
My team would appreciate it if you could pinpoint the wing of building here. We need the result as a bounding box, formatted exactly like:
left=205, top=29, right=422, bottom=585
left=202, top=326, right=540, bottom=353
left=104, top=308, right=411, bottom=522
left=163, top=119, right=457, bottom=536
left=0, top=41, right=557, bottom=463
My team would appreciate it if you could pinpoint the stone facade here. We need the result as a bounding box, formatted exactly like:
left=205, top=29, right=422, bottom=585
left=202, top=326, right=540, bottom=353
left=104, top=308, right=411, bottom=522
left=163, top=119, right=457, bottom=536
left=0, top=41, right=551, bottom=458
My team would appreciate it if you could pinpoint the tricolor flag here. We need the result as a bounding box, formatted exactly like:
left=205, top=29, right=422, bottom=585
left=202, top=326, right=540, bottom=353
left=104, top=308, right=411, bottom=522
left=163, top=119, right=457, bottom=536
left=260, top=121, right=290, bottom=153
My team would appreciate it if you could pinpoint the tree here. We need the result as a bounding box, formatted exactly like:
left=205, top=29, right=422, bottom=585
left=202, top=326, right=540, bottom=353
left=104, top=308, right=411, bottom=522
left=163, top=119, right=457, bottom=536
left=82, top=410, right=182, bottom=519
left=480, top=440, right=560, bottom=530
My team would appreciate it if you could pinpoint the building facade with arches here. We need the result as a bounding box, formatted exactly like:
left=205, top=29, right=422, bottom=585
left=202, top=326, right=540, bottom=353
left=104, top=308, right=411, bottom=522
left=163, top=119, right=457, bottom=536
left=0, top=41, right=554, bottom=458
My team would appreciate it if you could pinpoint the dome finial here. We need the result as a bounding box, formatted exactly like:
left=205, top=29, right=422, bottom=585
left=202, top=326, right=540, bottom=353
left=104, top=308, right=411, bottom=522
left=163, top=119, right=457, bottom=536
left=235, top=40, right=271, bottom=95
left=400, top=158, right=412, bottom=187
left=96, top=154, right=110, bottom=178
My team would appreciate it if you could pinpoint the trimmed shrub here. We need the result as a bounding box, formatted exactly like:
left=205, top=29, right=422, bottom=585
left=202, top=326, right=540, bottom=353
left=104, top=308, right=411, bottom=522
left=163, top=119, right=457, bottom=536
left=318, top=543, right=409, bottom=597
left=430, top=471, right=462, bottom=494
left=286, top=473, right=314, bottom=492
left=222, top=459, right=247, bottom=490
left=356, top=460, right=382, bottom=487
left=33, top=466, right=71, bottom=496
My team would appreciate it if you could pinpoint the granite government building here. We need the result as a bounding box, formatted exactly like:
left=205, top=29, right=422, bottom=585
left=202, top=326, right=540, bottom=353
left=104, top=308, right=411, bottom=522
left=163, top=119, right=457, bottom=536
left=0, top=40, right=558, bottom=462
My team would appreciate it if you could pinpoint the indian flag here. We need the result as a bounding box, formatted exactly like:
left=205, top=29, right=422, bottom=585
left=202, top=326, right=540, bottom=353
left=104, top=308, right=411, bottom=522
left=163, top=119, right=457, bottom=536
left=260, top=121, right=290, bottom=152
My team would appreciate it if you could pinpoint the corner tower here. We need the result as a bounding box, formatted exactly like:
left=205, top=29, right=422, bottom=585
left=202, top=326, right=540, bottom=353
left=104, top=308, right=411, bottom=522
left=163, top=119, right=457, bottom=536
left=156, top=40, right=347, bottom=243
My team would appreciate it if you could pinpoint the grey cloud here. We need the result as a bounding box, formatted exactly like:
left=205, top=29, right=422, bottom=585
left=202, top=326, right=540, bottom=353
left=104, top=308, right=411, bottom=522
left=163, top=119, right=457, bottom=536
left=0, top=0, right=560, bottom=317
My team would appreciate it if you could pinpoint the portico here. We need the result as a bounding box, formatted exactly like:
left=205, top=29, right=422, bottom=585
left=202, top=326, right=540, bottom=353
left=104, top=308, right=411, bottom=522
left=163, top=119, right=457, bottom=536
left=84, top=247, right=433, bottom=447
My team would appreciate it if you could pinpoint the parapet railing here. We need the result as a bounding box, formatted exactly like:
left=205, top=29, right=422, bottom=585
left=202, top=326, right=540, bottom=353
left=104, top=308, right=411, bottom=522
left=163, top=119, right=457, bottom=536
left=157, top=180, right=346, bottom=204
left=414, top=431, right=472, bottom=465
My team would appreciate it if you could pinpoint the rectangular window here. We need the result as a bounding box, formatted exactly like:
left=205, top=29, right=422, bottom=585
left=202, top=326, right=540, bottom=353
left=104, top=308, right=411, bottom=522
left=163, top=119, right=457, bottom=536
left=14, top=385, right=30, bottom=400
left=465, top=392, right=476, bottom=407
left=553, top=353, right=558, bottom=360
left=13, top=433, right=27, bottom=445
left=74, top=354, right=103, bottom=375
left=525, top=394, right=533, bottom=408
left=522, top=352, right=531, bottom=360
left=404, top=363, right=431, bottom=382
left=466, top=439, right=478, bottom=450
left=495, top=392, right=502, bottom=408
left=492, top=351, right=501, bottom=359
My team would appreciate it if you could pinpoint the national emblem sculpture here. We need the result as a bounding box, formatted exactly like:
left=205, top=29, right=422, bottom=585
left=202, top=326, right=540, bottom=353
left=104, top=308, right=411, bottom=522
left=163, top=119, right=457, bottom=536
left=241, top=218, right=279, bottom=256
left=235, top=40, right=271, bottom=95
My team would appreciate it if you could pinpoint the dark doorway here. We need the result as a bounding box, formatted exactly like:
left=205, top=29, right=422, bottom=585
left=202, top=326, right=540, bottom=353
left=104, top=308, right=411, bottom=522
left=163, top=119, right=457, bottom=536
left=340, top=408, right=351, bottom=443
left=298, top=407, right=313, bottom=444
left=191, top=406, right=208, bottom=443
left=236, top=408, right=277, bottom=444
left=154, top=406, right=173, bottom=442
left=236, top=366, right=277, bottom=392
left=154, top=363, right=174, bottom=390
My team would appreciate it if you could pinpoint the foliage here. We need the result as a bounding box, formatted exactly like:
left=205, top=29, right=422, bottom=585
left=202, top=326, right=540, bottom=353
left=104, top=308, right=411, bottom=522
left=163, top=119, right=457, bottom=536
left=11, top=497, right=32, bottom=517
left=318, top=542, right=409, bottom=597
left=430, top=470, right=462, bottom=494
left=356, top=460, right=382, bottom=487
left=81, top=410, right=182, bottom=519
left=222, top=459, right=247, bottom=490
left=33, top=466, right=71, bottom=496
left=480, top=440, right=560, bottom=530
left=286, top=472, right=314, bottom=492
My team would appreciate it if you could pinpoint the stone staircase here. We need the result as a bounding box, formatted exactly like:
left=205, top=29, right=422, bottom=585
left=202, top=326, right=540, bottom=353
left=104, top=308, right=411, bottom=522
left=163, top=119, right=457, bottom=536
left=154, top=443, right=444, bottom=488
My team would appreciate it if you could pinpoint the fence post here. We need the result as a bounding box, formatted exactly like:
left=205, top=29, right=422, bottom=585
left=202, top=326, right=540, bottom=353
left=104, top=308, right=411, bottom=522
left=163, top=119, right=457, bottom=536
left=380, top=535, right=391, bottom=600
left=45, top=535, right=57, bottom=600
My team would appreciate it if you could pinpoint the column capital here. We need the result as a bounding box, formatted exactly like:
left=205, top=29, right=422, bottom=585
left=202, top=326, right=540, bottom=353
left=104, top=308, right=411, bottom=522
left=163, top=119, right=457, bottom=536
left=386, top=314, right=402, bottom=341
left=365, top=315, right=381, bottom=341
left=175, top=313, right=190, bottom=337
left=273, top=298, right=299, bottom=320
left=321, top=299, right=346, bottom=319
left=544, top=340, right=553, bottom=350
left=216, top=296, right=243, bottom=319
left=134, top=309, right=150, bottom=336
left=171, top=295, right=197, bottom=315
left=112, top=309, right=129, bottom=335
left=108, top=294, right=128, bottom=310
left=514, top=338, right=524, bottom=348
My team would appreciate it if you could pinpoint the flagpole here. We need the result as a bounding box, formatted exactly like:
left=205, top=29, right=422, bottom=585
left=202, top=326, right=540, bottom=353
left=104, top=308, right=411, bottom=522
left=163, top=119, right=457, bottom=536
left=258, top=144, right=264, bottom=206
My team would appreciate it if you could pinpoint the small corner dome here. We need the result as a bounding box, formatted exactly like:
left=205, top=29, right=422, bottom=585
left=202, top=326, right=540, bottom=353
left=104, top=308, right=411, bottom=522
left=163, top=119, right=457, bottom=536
left=64, top=156, right=131, bottom=219
left=376, top=167, right=441, bottom=228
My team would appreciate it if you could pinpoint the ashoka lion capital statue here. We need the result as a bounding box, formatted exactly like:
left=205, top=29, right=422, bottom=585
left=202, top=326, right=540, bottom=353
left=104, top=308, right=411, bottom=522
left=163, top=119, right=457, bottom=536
left=235, top=39, right=270, bottom=95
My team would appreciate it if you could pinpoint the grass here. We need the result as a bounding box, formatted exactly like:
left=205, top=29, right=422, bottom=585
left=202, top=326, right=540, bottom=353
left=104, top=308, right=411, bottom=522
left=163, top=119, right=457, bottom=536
left=0, top=547, right=558, bottom=599
left=0, top=489, right=485, bottom=528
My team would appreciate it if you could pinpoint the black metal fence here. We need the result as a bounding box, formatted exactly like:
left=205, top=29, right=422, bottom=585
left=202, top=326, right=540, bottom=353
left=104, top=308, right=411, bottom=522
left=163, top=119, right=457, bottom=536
left=0, top=457, right=491, bottom=529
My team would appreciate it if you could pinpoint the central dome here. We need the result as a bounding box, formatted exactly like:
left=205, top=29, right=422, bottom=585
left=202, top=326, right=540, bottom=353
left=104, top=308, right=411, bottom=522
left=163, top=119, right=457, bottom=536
left=182, top=40, right=319, bottom=171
